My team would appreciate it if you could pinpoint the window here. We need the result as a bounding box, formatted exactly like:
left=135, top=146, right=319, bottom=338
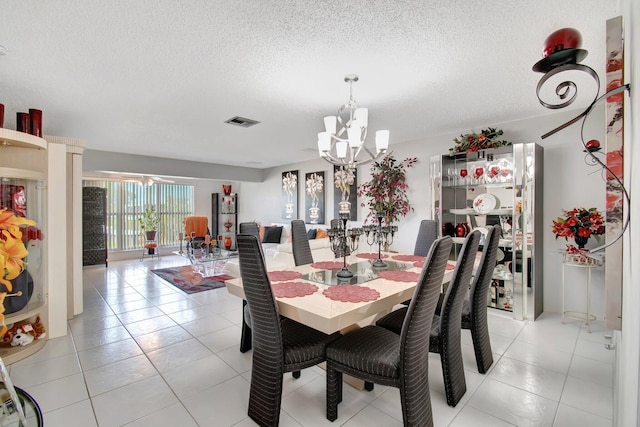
left=82, top=180, right=194, bottom=251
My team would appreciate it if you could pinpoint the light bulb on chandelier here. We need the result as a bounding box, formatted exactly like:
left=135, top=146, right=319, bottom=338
left=317, top=74, right=389, bottom=168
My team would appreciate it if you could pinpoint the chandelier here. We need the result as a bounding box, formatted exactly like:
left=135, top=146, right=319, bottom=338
left=317, top=74, right=389, bottom=168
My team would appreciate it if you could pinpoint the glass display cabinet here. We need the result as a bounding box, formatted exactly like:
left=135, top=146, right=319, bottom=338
left=430, top=143, right=543, bottom=320
left=212, top=192, right=238, bottom=251
left=0, top=129, right=48, bottom=363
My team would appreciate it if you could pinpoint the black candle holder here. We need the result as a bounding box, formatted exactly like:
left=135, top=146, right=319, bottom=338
left=362, top=213, right=397, bottom=268
left=327, top=212, right=362, bottom=278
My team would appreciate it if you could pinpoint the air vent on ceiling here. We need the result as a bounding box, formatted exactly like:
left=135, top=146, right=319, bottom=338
left=224, top=116, right=260, bottom=128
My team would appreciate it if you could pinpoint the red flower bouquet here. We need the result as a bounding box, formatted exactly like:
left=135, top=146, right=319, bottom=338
left=552, top=207, right=605, bottom=249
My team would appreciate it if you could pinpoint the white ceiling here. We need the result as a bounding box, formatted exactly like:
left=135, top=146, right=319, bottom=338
left=0, top=0, right=619, bottom=170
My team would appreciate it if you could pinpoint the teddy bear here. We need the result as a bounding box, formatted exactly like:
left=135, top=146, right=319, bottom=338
left=2, top=316, right=46, bottom=346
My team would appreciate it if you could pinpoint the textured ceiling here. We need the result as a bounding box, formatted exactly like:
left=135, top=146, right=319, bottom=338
left=0, top=0, right=619, bottom=169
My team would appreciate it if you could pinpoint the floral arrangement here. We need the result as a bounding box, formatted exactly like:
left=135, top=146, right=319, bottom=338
left=552, top=207, right=605, bottom=240
left=357, top=154, right=417, bottom=224
left=138, top=206, right=160, bottom=231
left=334, top=167, right=355, bottom=200
left=305, top=173, right=324, bottom=206
left=0, top=208, right=36, bottom=336
left=282, top=172, right=297, bottom=202
left=450, top=127, right=512, bottom=154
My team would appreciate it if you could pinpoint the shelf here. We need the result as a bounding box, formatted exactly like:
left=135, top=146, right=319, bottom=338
left=0, top=339, right=46, bottom=365
left=442, top=182, right=514, bottom=189
left=452, top=236, right=513, bottom=247
left=0, top=128, right=47, bottom=150
left=449, top=208, right=513, bottom=216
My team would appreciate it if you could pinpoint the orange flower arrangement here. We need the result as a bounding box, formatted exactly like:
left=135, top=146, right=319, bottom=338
left=0, top=208, right=36, bottom=336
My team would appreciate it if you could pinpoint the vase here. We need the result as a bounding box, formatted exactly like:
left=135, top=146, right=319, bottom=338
left=309, top=206, right=320, bottom=224
left=16, top=112, right=30, bottom=133
left=224, top=236, right=232, bottom=250
left=222, top=184, right=232, bottom=196
left=455, top=223, right=468, bottom=237
left=574, top=234, right=589, bottom=249
left=29, top=108, right=42, bottom=137
left=285, top=202, right=294, bottom=218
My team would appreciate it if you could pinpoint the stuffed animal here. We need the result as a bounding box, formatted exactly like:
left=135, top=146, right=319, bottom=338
left=2, top=316, right=46, bottom=346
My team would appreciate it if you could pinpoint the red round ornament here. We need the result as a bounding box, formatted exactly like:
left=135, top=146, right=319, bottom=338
left=542, top=28, right=582, bottom=58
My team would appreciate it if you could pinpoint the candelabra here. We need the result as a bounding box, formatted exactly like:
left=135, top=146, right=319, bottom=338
left=327, top=212, right=362, bottom=278
left=363, top=213, right=398, bottom=268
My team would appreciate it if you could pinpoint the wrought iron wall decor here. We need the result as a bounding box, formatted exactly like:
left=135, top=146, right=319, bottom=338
left=532, top=25, right=631, bottom=255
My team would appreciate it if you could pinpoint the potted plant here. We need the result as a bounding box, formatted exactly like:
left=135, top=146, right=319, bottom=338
left=138, top=206, right=160, bottom=252
left=358, top=154, right=417, bottom=249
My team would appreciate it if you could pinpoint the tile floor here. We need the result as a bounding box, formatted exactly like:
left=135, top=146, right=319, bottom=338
left=7, top=256, right=614, bottom=426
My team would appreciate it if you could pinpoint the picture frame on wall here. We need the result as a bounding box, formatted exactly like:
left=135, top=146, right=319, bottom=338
left=281, top=170, right=299, bottom=220
left=305, top=171, right=325, bottom=224
left=333, top=165, right=357, bottom=220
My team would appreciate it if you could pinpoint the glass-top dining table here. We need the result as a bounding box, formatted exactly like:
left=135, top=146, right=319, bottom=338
left=224, top=252, right=457, bottom=335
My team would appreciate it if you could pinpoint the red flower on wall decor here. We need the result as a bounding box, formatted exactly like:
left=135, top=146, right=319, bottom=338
left=552, top=208, right=605, bottom=250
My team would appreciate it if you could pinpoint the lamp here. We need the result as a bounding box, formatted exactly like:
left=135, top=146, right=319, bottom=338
left=317, top=75, right=389, bottom=168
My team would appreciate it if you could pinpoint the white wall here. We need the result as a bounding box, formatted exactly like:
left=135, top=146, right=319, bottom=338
left=241, top=108, right=607, bottom=317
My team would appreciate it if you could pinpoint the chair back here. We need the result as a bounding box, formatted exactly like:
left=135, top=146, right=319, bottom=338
left=399, top=236, right=453, bottom=383
left=183, top=216, right=209, bottom=238
left=413, top=220, right=438, bottom=257
left=239, top=222, right=260, bottom=240
left=291, top=220, right=313, bottom=266
left=439, top=230, right=481, bottom=345
left=470, top=226, right=501, bottom=311
left=237, top=234, right=284, bottom=369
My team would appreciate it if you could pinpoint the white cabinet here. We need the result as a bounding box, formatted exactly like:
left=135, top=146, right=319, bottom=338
left=431, top=144, right=544, bottom=320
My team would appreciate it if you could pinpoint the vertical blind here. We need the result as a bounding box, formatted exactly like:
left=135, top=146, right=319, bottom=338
left=82, top=180, right=195, bottom=251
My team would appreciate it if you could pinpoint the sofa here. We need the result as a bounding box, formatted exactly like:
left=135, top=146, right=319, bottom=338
left=225, top=222, right=336, bottom=277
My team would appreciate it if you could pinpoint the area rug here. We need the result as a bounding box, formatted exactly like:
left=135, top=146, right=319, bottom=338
left=151, top=265, right=233, bottom=294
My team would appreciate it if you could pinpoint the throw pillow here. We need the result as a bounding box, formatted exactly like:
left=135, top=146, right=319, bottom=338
left=263, top=226, right=283, bottom=243
left=307, top=229, right=317, bottom=240
left=316, top=228, right=328, bottom=239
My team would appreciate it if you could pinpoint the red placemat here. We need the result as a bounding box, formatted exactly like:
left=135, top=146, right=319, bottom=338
left=268, top=270, right=303, bottom=282
left=272, top=281, right=318, bottom=298
left=413, top=260, right=457, bottom=270
left=392, top=254, right=425, bottom=262
left=356, top=252, right=389, bottom=260
left=311, top=261, right=345, bottom=270
left=322, top=286, right=380, bottom=303
left=376, top=270, right=421, bottom=282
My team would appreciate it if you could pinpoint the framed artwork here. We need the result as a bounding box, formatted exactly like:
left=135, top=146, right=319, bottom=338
left=333, top=165, right=357, bottom=220
left=305, top=171, right=325, bottom=224
left=281, top=170, right=299, bottom=219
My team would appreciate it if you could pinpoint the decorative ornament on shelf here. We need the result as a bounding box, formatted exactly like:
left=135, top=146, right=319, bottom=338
left=0, top=208, right=37, bottom=336
left=552, top=207, right=605, bottom=250
left=317, top=74, right=389, bottom=168
left=358, top=153, right=417, bottom=226
left=222, top=184, right=232, bottom=196
left=450, top=127, right=512, bottom=154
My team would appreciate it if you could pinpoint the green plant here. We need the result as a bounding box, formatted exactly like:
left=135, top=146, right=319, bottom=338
left=138, top=206, right=160, bottom=231
left=357, top=154, right=417, bottom=224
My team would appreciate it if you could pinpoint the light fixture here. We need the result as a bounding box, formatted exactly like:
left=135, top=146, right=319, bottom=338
left=317, top=74, right=389, bottom=168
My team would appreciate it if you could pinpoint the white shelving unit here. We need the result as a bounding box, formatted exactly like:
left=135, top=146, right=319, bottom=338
left=431, top=144, right=544, bottom=320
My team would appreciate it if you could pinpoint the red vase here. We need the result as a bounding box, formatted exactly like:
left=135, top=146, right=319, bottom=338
left=224, top=236, right=232, bottom=250
left=455, top=223, right=467, bottom=237
left=29, top=109, right=42, bottom=137
left=222, top=184, right=232, bottom=196
left=16, top=112, right=30, bottom=133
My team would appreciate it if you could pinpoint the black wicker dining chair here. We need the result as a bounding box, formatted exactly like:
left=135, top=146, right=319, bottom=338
left=325, top=236, right=453, bottom=426
left=413, top=219, right=438, bottom=257
left=462, top=225, right=501, bottom=373
left=376, top=230, right=481, bottom=407
left=238, top=222, right=261, bottom=353
left=291, top=219, right=314, bottom=266
left=237, top=234, right=341, bottom=427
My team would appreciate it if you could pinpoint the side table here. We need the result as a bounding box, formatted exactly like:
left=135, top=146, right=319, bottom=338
left=561, top=254, right=604, bottom=332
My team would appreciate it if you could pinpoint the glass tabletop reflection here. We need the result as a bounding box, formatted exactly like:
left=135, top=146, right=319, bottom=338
left=301, top=260, right=412, bottom=286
